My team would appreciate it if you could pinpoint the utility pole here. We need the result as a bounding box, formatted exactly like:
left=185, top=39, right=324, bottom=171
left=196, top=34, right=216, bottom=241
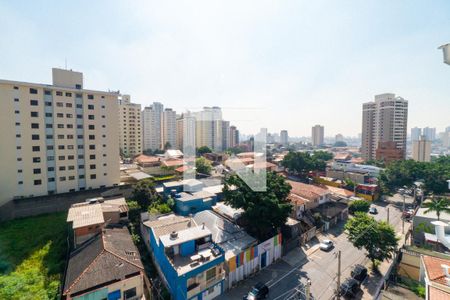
left=305, top=278, right=311, bottom=300
left=387, top=207, right=390, bottom=224
left=336, top=250, right=341, bottom=300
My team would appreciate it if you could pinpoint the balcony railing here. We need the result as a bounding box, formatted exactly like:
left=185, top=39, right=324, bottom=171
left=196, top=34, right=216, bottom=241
left=187, top=271, right=225, bottom=298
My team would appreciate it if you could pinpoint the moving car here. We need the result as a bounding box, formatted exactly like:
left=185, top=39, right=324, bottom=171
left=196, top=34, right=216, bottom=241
left=369, top=207, right=378, bottom=214
left=351, top=264, right=368, bottom=283
left=340, top=278, right=361, bottom=298
left=319, top=239, right=334, bottom=251
left=243, top=282, right=269, bottom=300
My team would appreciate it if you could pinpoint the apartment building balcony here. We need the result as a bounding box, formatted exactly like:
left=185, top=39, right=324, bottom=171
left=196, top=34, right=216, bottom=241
left=186, top=270, right=225, bottom=299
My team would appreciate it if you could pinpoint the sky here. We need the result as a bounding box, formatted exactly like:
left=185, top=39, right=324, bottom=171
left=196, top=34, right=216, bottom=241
left=1, top=0, right=449, bottom=137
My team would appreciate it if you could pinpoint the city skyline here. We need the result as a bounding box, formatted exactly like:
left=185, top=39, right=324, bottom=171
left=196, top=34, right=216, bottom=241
left=1, top=1, right=450, bottom=136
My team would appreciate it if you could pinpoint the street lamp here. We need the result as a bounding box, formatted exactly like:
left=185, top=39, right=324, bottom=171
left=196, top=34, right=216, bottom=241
left=438, top=43, right=450, bottom=65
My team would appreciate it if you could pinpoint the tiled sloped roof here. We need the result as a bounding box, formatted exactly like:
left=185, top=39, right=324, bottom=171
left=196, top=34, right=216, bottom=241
left=288, top=180, right=329, bottom=200
left=63, top=227, right=143, bottom=296
left=423, top=255, right=450, bottom=286
left=67, top=203, right=104, bottom=229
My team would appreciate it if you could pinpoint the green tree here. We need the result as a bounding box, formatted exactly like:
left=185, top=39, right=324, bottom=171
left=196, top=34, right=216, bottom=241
left=333, top=141, right=347, bottom=147
left=348, top=200, right=370, bottom=214
left=132, top=178, right=161, bottom=209
left=281, top=151, right=315, bottom=177
left=423, top=197, right=450, bottom=221
left=195, top=157, right=212, bottom=175
left=311, top=151, right=333, bottom=162
left=223, top=171, right=292, bottom=241
left=164, top=142, right=172, bottom=150
left=196, top=146, right=212, bottom=156
left=345, top=212, right=398, bottom=269
left=343, top=178, right=356, bottom=191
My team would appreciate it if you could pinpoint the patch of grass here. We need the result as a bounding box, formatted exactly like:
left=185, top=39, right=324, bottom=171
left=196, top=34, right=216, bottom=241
left=0, top=213, right=67, bottom=300
left=398, top=276, right=426, bottom=298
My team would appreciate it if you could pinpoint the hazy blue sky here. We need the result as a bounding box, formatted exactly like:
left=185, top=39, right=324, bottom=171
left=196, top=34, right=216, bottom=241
left=1, top=1, right=449, bottom=136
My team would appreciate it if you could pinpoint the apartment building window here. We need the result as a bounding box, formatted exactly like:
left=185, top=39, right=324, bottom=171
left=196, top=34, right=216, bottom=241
left=15, top=110, right=20, bottom=114
left=88, top=135, right=95, bottom=140
left=67, top=145, right=74, bottom=150
left=90, top=174, right=96, bottom=179
left=32, top=146, right=40, bottom=152
left=103, top=163, right=107, bottom=167
left=58, top=145, right=65, bottom=150
left=46, top=134, right=53, bottom=139
left=102, top=134, right=106, bottom=138
left=56, top=102, right=63, bottom=107
left=47, top=145, right=54, bottom=150
left=101, top=105, right=105, bottom=109
left=77, top=135, right=83, bottom=139
left=48, top=167, right=54, bottom=172
left=65, top=92, right=72, bottom=97
left=33, top=157, right=41, bottom=163
left=102, top=115, right=105, bottom=118
left=59, top=176, right=66, bottom=181
left=30, top=100, right=38, bottom=106
left=16, top=134, right=21, bottom=138
left=75, top=84, right=82, bottom=89
left=89, top=155, right=96, bottom=159
left=102, top=144, right=106, bottom=148
left=57, top=134, right=64, bottom=139
left=88, top=104, right=94, bottom=110
left=46, top=124, right=53, bottom=128
left=17, top=158, right=22, bottom=161
left=76, top=104, right=82, bottom=109
left=90, top=164, right=96, bottom=170
left=78, top=165, right=84, bottom=169
left=14, top=98, right=19, bottom=102
left=88, top=115, right=94, bottom=120
left=87, top=94, right=94, bottom=99
left=59, top=166, right=66, bottom=171
left=79, top=175, right=85, bottom=179
left=56, top=91, right=63, bottom=96
left=69, top=176, right=75, bottom=180
left=48, top=178, right=55, bottom=182
left=57, top=113, right=63, bottom=118
left=31, top=111, right=38, bottom=117
left=77, top=114, right=83, bottom=119
left=66, top=114, right=73, bottom=118
left=33, top=168, right=41, bottom=174
left=29, top=88, right=38, bottom=94
left=89, top=145, right=95, bottom=150
left=102, top=154, right=107, bottom=157
left=14, top=86, right=19, bottom=90
left=31, top=134, right=40, bottom=140
left=88, top=125, right=95, bottom=130
left=77, top=145, right=84, bottom=149
left=34, top=179, right=42, bottom=185
left=59, top=156, right=65, bottom=161
left=18, top=169, right=22, bottom=173
left=45, top=113, right=52, bottom=117
left=102, top=125, right=106, bottom=128
left=66, top=102, right=73, bottom=108
left=47, top=156, right=54, bottom=161
left=44, top=90, right=51, bottom=95
left=18, top=181, right=23, bottom=185
left=45, top=101, right=52, bottom=106
left=78, top=154, right=84, bottom=159
left=124, top=288, right=137, bottom=299
left=68, top=155, right=74, bottom=160
left=67, top=124, right=73, bottom=129
left=68, top=165, right=75, bottom=170
left=57, top=124, right=64, bottom=129
left=31, top=123, right=39, bottom=129
left=67, top=134, right=74, bottom=139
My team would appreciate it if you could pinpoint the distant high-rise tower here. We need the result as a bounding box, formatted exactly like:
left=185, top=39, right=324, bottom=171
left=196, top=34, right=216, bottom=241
left=176, top=112, right=196, bottom=151
left=142, top=102, right=164, bottom=151
left=335, top=134, right=344, bottom=143
left=118, top=95, right=142, bottom=157
left=280, top=130, right=289, bottom=145
left=361, top=93, right=408, bottom=161
left=411, top=127, right=421, bottom=142
left=422, top=127, right=436, bottom=141
left=412, top=135, right=431, bottom=162
left=311, top=125, right=324, bottom=146
left=193, top=107, right=224, bottom=151
left=229, top=126, right=239, bottom=148
left=162, top=108, right=177, bottom=149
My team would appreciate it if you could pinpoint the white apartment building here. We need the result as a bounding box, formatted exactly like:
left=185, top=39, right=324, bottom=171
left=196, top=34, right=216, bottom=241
left=411, top=127, right=421, bottom=141
left=118, top=95, right=142, bottom=157
left=193, top=107, right=224, bottom=152
left=162, top=108, right=176, bottom=149
left=422, top=127, right=436, bottom=141
left=142, top=102, right=163, bottom=151
left=361, top=93, right=408, bottom=161
left=311, top=125, right=324, bottom=146
left=0, top=68, right=120, bottom=206
left=176, top=113, right=196, bottom=152
left=412, top=135, right=431, bottom=162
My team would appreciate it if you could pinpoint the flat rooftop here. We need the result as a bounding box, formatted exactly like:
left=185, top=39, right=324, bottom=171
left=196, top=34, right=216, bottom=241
left=67, top=203, right=104, bottom=229
left=160, top=226, right=211, bottom=248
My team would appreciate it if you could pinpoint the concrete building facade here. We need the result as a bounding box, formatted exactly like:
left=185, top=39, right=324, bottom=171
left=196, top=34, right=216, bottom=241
left=229, top=126, right=239, bottom=148
left=142, top=102, right=163, bottom=151
left=118, top=95, right=142, bottom=157
left=311, top=125, right=324, bottom=146
left=0, top=68, right=120, bottom=206
left=361, top=93, right=408, bottom=161
left=412, top=135, right=432, bottom=162
left=162, top=108, right=177, bottom=150
left=280, top=130, right=289, bottom=145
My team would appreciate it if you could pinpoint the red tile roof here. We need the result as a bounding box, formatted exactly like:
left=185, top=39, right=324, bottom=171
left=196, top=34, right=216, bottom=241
left=135, top=154, right=160, bottom=164
left=162, top=159, right=184, bottom=168
left=288, top=180, right=329, bottom=201
left=422, top=255, right=450, bottom=286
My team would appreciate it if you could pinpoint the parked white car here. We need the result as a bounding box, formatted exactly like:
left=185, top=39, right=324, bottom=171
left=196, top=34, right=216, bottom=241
left=319, top=239, right=334, bottom=251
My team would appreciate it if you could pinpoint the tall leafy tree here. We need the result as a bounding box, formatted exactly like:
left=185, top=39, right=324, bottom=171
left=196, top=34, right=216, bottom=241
left=132, top=178, right=161, bottom=209
left=223, top=171, right=292, bottom=241
left=345, top=213, right=398, bottom=269
left=348, top=200, right=370, bottom=214
left=196, top=146, right=212, bottom=156
left=195, top=157, right=212, bottom=175
left=423, top=197, right=450, bottom=221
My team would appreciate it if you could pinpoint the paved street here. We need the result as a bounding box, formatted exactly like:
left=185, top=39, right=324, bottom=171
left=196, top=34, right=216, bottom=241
left=219, top=194, right=415, bottom=300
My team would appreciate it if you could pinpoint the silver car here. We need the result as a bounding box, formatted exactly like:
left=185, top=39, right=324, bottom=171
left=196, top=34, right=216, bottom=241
left=319, top=239, right=334, bottom=251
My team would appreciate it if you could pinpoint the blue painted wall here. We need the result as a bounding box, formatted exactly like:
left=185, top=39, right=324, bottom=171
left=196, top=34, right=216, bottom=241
left=180, top=240, right=195, bottom=257
left=175, top=196, right=217, bottom=216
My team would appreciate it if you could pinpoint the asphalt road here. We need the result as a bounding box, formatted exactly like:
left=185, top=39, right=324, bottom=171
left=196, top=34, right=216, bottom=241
left=219, top=194, right=414, bottom=300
